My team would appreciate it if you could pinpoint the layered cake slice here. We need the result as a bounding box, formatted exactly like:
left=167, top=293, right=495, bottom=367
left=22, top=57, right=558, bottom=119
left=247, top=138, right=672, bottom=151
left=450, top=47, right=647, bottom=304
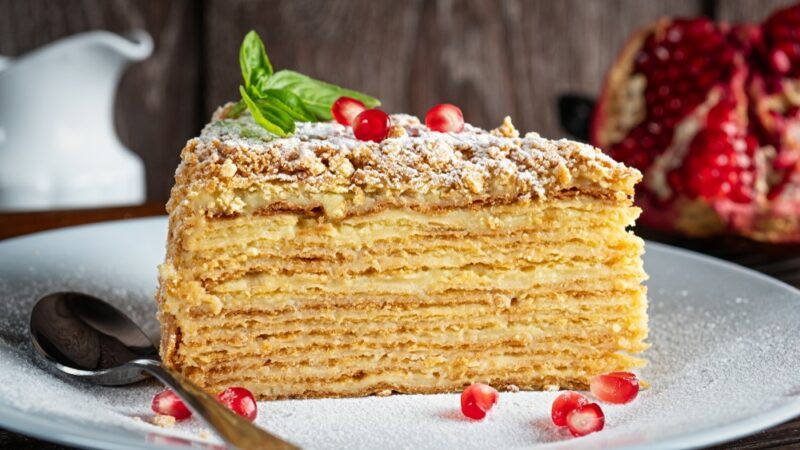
left=157, top=107, right=649, bottom=399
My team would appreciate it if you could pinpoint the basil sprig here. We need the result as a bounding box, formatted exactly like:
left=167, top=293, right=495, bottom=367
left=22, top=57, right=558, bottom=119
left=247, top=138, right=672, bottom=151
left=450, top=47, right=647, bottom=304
left=234, top=31, right=380, bottom=136
left=239, top=31, right=272, bottom=89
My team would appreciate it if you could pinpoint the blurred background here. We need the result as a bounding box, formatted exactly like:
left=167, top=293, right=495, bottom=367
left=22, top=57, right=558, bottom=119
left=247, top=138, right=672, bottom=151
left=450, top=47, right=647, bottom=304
left=1, top=0, right=793, bottom=205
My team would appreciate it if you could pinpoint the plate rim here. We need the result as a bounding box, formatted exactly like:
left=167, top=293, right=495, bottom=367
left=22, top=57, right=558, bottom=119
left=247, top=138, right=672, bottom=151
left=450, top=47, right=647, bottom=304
left=0, top=217, right=798, bottom=450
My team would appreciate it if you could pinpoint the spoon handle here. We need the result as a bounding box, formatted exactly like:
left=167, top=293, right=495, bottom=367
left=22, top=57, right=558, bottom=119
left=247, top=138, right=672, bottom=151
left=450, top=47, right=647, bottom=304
left=130, top=359, right=299, bottom=450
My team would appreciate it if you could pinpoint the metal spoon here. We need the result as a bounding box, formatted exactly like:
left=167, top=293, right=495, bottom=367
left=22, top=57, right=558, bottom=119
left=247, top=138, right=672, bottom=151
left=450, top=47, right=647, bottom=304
left=29, top=292, right=298, bottom=450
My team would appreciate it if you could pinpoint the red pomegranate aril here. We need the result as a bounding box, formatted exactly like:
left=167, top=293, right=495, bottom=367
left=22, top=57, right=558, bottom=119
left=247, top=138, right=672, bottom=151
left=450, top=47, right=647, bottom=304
left=152, top=389, right=192, bottom=421
left=667, top=26, right=683, bottom=43
left=425, top=103, right=465, bottom=132
left=668, top=170, right=684, bottom=192
left=706, top=101, right=736, bottom=128
left=551, top=391, right=589, bottom=427
left=460, top=383, right=499, bottom=420
left=682, top=122, right=756, bottom=204
left=779, top=41, right=800, bottom=59
left=686, top=17, right=713, bottom=36
left=352, top=108, right=391, bottom=142
left=566, top=403, right=605, bottom=437
left=627, top=151, right=653, bottom=171
left=776, top=150, right=799, bottom=169
left=217, top=387, right=258, bottom=422
left=769, top=48, right=792, bottom=73
left=590, top=371, right=640, bottom=404
left=331, top=96, right=366, bottom=127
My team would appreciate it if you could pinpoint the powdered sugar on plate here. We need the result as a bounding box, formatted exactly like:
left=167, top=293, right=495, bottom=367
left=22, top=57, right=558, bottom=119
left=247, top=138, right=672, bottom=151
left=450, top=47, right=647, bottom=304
left=0, top=218, right=798, bottom=450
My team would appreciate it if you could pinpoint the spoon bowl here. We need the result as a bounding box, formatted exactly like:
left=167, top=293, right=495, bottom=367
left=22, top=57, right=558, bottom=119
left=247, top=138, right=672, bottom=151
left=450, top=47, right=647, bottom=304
left=30, top=292, right=158, bottom=385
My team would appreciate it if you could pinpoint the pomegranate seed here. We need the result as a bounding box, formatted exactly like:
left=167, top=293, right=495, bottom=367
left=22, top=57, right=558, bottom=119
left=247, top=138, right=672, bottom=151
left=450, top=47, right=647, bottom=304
left=686, top=18, right=714, bottom=37
left=331, top=96, right=366, bottom=126
left=151, top=389, right=191, bottom=421
left=668, top=170, right=684, bottom=192
left=551, top=391, right=589, bottom=427
left=590, top=371, right=640, bottom=404
left=217, top=387, right=258, bottom=422
left=352, top=108, right=391, bottom=142
left=425, top=103, right=465, bottom=132
left=460, top=383, right=499, bottom=420
left=566, top=403, right=605, bottom=437
left=706, top=101, right=737, bottom=129
left=770, top=48, right=792, bottom=73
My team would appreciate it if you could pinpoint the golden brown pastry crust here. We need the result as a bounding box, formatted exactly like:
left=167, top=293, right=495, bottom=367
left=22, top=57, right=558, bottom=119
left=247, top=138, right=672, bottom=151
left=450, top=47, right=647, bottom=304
left=166, top=105, right=640, bottom=220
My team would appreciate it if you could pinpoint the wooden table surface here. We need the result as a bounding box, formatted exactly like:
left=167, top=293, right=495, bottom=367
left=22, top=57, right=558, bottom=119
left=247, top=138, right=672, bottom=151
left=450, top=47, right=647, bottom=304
left=0, top=204, right=798, bottom=449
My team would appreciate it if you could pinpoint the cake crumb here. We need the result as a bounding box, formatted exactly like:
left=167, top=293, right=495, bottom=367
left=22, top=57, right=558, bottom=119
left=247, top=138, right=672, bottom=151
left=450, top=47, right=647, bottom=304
left=492, top=116, right=519, bottom=138
left=462, top=169, right=485, bottom=194
left=220, top=158, right=237, bottom=178
left=151, top=414, right=176, bottom=428
left=198, top=430, right=212, bottom=440
left=544, top=384, right=560, bottom=392
left=376, top=389, right=393, bottom=397
left=387, top=124, right=407, bottom=138
left=505, top=384, right=520, bottom=392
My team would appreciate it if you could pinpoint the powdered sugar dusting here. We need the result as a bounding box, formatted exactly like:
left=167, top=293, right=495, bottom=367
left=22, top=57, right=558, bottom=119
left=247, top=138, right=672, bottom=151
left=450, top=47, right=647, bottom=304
left=0, top=220, right=799, bottom=449
left=178, top=110, right=639, bottom=213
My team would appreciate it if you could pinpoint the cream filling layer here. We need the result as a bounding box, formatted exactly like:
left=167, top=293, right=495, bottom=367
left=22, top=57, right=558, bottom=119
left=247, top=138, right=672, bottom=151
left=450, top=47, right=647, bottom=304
left=210, top=261, right=645, bottom=295
left=181, top=199, right=640, bottom=251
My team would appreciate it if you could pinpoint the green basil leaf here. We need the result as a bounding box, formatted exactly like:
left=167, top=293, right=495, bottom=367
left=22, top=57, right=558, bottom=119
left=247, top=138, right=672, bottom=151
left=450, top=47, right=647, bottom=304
left=265, top=70, right=380, bottom=120
left=253, top=99, right=295, bottom=134
left=243, top=85, right=314, bottom=123
left=263, top=89, right=316, bottom=122
left=239, top=31, right=273, bottom=88
left=240, top=86, right=294, bottom=136
left=250, top=67, right=272, bottom=93
left=227, top=100, right=246, bottom=118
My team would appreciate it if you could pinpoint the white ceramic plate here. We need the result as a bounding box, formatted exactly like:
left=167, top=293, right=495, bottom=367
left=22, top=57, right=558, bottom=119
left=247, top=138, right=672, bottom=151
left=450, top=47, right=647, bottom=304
left=0, top=217, right=798, bottom=450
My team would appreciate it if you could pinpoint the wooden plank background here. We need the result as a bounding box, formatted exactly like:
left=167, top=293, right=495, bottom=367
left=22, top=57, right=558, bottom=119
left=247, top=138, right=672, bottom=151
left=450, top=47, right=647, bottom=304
left=0, top=0, right=796, bottom=202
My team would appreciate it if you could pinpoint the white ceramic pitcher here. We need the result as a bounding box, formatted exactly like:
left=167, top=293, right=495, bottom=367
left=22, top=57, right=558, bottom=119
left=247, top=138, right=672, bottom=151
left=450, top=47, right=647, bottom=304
left=0, top=30, right=153, bottom=211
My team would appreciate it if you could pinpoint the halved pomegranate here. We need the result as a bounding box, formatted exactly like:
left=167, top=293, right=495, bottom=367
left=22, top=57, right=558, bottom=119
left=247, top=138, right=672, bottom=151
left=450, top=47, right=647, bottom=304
left=593, top=8, right=800, bottom=242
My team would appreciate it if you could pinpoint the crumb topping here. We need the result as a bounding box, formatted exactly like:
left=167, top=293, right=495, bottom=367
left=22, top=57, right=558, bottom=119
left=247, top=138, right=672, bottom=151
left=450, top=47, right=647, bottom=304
left=168, top=103, right=640, bottom=217
left=151, top=414, right=176, bottom=428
